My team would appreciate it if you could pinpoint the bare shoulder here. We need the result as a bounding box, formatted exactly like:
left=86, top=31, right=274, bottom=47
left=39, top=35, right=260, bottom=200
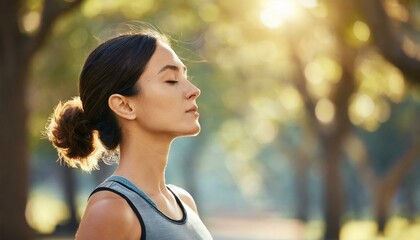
left=76, top=190, right=141, bottom=240
left=168, top=185, right=199, bottom=213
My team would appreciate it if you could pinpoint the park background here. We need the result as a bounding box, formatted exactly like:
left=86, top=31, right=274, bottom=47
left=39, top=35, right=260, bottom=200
left=1, top=0, right=420, bottom=239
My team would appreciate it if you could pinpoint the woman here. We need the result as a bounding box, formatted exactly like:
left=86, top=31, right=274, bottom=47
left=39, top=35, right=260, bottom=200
left=46, top=29, right=213, bottom=239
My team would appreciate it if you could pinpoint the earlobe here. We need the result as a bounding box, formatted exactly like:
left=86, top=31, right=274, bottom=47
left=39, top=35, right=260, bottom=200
left=108, top=94, right=136, bottom=120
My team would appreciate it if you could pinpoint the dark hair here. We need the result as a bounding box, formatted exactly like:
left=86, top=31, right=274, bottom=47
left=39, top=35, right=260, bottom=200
left=46, top=30, right=168, bottom=171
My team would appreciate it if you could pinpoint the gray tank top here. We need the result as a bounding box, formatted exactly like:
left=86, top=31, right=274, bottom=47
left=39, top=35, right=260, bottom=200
left=90, top=176, right=213, bottom=240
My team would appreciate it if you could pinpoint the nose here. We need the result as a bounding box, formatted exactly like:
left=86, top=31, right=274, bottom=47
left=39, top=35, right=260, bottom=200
left=185, top=82, right=201, bottom=100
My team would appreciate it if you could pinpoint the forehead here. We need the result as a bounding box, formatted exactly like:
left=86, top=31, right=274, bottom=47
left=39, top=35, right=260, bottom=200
left=144, top=42, right=184, bottom=74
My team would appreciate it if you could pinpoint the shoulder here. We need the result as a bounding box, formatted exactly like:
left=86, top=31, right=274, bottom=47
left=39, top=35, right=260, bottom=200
left=76, top=190, right=141, bottom=240
left=168, top=184, right=199, bottom=214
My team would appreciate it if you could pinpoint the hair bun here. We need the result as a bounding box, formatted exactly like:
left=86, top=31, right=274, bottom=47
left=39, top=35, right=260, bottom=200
left=45, top=97, right=97, bottom=170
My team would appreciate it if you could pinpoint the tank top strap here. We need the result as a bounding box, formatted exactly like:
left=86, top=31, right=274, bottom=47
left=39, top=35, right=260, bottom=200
left=106, top=175, right=158, bottom=208
left=90, top=176, right=213, bottom=240
left=90, top=177, right=149, bottom=240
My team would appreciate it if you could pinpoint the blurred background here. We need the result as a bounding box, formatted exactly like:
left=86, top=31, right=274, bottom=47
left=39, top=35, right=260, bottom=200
left=1, top=0, right=420, bottom=239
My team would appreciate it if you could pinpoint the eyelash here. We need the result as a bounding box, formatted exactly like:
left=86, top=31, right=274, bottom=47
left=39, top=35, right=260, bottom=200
left=166, top=80, right=178, bottom=85
left=165, top=74, right=192, bottom=85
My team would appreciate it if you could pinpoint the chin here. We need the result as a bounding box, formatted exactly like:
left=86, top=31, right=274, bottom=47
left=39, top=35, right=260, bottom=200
left=188, top=125, right=201, bottom=136
left=179, top=124, right=201, bottom=137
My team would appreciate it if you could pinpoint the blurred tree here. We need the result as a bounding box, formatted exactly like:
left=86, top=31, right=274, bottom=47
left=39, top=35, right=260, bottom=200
left=349, top=0, right=420, bottom=236
left=203, top=1, right=420, bottom=239
left=310, top=1, right=358, bottom=238
left=346, top=104, right=420, bottom=234
left=0, top=0, right=85, bottom=238
left=357, top=0, right=420, bottom=233
left=289, top=0, right=420, bottom=238
left=356, top=0, right=420, bottom=85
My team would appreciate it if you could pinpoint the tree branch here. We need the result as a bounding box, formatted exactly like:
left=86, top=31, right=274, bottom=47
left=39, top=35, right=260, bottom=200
left=356, top=0, right=420, bottom=85
left=344, top=134, right=378, bottom=190
left=383, top=141, right=420, bottom=196
left=287, top=39, right=319, bottom=134
left=23, top=0, right=85, bottom=58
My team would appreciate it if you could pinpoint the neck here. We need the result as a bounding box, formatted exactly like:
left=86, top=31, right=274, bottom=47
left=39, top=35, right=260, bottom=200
left=114, top=128, right=174, bottom=195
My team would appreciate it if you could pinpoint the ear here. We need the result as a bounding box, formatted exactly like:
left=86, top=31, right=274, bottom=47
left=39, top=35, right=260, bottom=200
left=108, top=94, right=136, bottom=120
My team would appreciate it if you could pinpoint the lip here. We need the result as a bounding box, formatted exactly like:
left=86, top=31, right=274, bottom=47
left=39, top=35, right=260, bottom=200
left=186, top=105, right=198, bottom=112
left=186, top=105, right=199, bottom=116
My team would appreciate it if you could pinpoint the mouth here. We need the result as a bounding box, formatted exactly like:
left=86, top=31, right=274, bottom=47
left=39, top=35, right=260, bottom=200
left=186, top=105, right=199, bottom=115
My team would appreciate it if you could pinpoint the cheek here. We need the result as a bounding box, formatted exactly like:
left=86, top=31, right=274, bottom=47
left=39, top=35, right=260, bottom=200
left=134, top=86, right=184, bottom=130
left=137, top=87, right=171, bottom=112
left=136, top=98, right=178, bottom=125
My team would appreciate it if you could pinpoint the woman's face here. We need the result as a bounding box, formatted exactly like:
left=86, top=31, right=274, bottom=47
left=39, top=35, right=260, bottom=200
left=131, top=41, right=201, bottom=138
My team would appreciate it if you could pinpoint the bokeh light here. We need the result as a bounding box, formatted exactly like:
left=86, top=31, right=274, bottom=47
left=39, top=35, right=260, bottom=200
left=260, top=0, right=302, bottom=28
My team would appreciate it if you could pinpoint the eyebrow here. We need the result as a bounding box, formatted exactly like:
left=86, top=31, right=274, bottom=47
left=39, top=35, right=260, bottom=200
left=158, top=64, right=187, bottom=74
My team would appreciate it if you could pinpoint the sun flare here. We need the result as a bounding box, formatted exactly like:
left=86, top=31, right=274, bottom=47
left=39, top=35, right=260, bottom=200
left=260, top=0, right=316, bottom=28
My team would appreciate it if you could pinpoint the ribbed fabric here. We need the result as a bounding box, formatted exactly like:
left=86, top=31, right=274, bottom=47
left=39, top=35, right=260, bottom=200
left=90, top=176, right=213, bottom=240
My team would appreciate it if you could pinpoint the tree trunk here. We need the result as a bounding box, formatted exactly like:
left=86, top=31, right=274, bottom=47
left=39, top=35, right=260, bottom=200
left=294, top=148, right=309, bottom=222
left=0, top=0, right=85, bottom=238
left=0, top=72, right=32, bottom=239
left=374, top=143, right=420, bottom=234
left=54, top=168, right=79, bottom=235
left=0, top=6, right=32, bottom=239
left=374, top=184, right=389, bottom=234
left=322, top=136, right=344, bottom=240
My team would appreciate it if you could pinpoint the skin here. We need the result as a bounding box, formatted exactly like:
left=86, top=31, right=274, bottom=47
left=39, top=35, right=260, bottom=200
left=76, top=41, right=201, bottom=240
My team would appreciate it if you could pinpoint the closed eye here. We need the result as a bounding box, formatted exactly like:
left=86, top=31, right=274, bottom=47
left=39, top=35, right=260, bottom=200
left=165, top=80, right=178, bottom=85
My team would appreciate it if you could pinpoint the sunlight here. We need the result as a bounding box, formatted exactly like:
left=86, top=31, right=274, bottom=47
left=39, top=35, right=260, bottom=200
left=259, top=0, right=318, bottom=28
left=277, top=85, right=304, bottom=121
left=340, top=221, right=377, bottom=240
left=26, top=192, right=69, bottom=234
left=377, top=100, right=391, bottom=123
left=348, top=93, right=387, bottom=131
left=315, top=98, right=335, bottom=124
left=402, top=37, right=418, bottom=58
left=21, top=11, right=40, bottom=34
left=348, top=93, right=375, bottom=126
left=248, top=98, right=280, bottom=144
left=305, top=61, right=324, bottom=85
left=386, top=68, right=406, bottom=102
left=260, top=0, right=301, bottom=28
left=249, top=116, right=278, bottom=144
left=384, top=0, right=409, bottom=22
left=297, top=0, right=318, bottom=8
left=353, top=21, right=370, bottom=42
left=353, top=94, right=375, bottom=120
left=340, top=218, right=420, bottom=240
